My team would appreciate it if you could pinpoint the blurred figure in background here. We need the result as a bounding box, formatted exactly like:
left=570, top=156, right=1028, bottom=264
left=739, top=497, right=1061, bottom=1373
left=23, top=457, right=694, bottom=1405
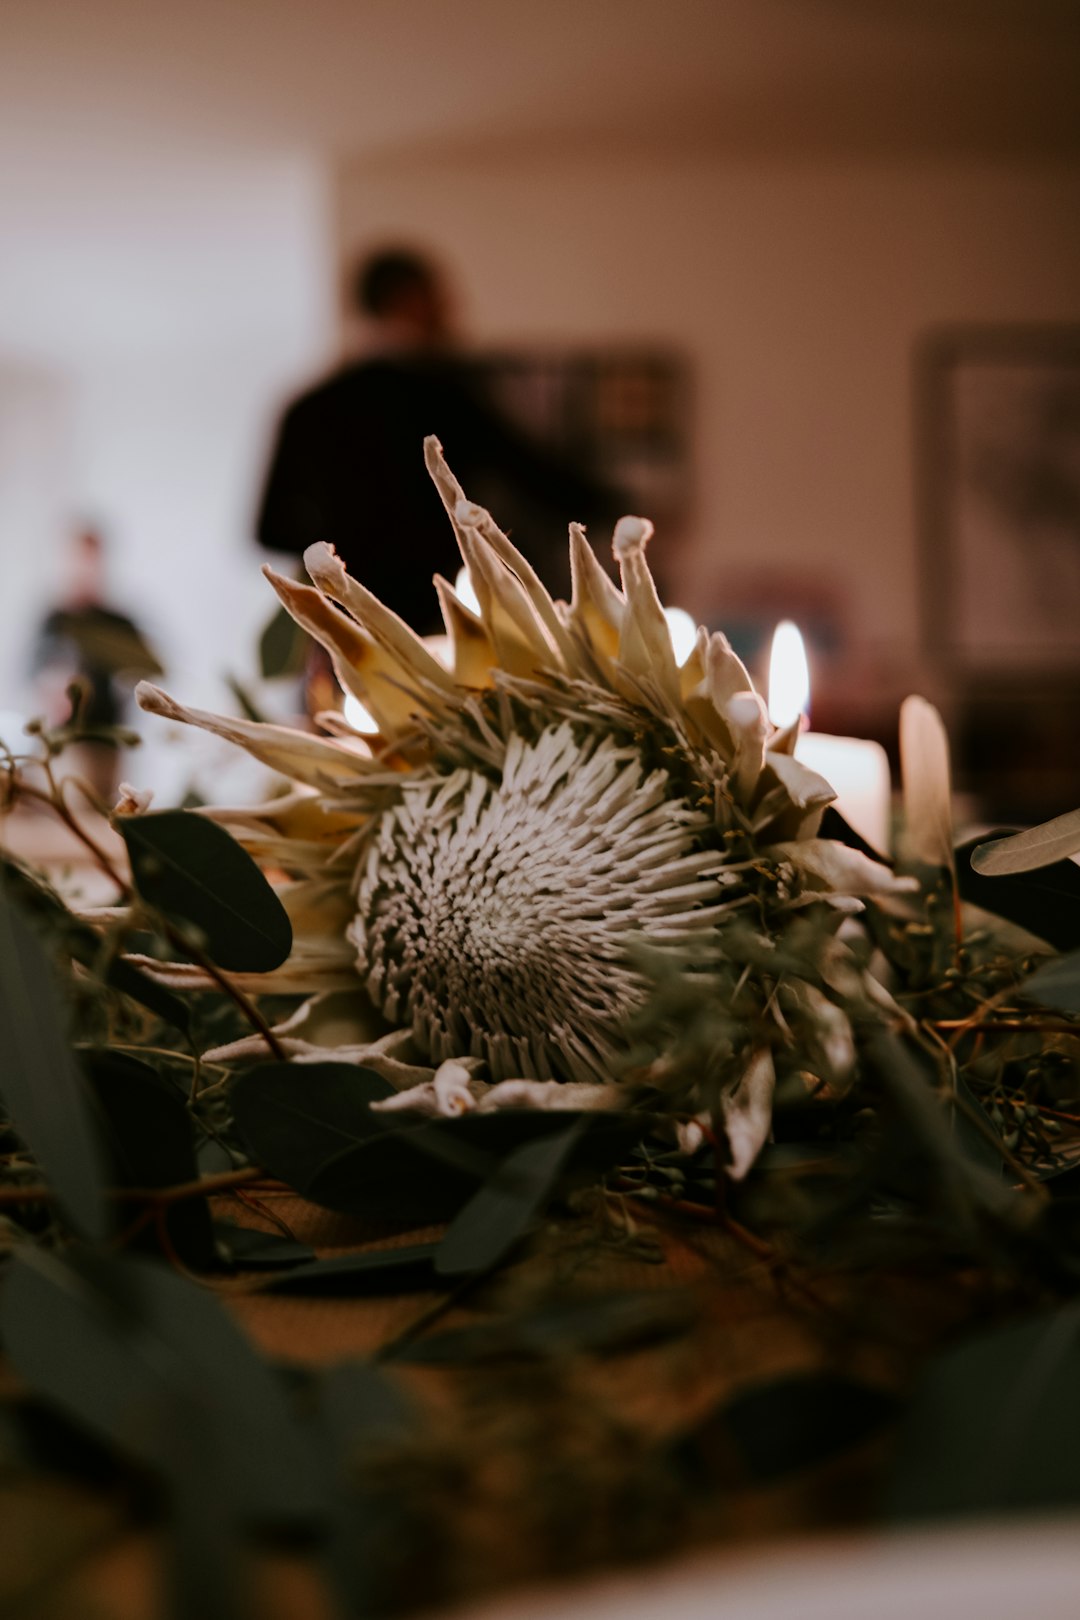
left=32, top=526, right=161, bottom=801
left=256, top=247, right=625, bottom=631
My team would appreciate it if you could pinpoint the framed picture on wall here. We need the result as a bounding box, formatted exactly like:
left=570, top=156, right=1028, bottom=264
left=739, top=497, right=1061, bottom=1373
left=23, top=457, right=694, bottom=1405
left=470, top=347, right=693, bottom=539
left=918, top=325, right=1080, bottom=675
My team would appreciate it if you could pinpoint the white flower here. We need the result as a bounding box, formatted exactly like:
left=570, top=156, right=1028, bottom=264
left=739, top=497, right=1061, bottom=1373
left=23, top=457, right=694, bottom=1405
left=351, top=725, right=728, bottom=1084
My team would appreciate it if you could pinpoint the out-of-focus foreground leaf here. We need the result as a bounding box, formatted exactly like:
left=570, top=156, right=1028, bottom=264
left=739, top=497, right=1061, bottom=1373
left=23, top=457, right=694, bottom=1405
left=0, top=888, right=109, bottom=1240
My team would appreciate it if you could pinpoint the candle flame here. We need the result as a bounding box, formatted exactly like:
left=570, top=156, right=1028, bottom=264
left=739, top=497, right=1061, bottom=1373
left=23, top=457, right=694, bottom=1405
left=768, top=620, right=810, bottom=729
left=663, top=606, right=697, bottom=667
left=343, top=693, right=379, bottom=735
left=454, top=566, right=481, bottom=615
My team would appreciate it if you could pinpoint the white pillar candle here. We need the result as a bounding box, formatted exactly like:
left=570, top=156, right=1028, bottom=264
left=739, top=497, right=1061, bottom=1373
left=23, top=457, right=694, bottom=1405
left=768, top=621, right=891, bottom=855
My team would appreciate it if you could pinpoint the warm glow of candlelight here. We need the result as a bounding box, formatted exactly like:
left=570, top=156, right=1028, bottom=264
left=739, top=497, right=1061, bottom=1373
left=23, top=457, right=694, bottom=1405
left=664, top=607, right=697, bottom=667
left=768, top=619, right=810, bottom=728
left=343, top=693, right=379, bottom=735
left=454, top=565, right=480, bottom=615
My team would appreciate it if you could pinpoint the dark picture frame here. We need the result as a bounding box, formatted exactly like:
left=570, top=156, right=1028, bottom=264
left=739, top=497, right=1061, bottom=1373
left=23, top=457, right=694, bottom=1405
left=917, top=324, right=1080, bottom=677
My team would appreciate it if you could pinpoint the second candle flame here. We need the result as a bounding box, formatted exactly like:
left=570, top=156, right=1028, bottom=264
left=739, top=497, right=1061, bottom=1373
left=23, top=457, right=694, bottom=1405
left=767, top=620, right=810, bottom=730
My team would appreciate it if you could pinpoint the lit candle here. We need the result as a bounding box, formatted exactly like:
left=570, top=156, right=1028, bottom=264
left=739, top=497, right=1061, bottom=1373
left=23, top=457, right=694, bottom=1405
left=768, top=621, right=891, bottom=854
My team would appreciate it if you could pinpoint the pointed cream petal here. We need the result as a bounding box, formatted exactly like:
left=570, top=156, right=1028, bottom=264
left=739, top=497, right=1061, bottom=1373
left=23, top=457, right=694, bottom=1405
left=433, top=574, right=497, bottom=689
left=453, top=496, right=578, bottom=666
left=614, top=516, right=680, bottom=703
left=457, top=527, right=542, bottom=677
left=424, top=433, right=470, bottom=542
left=263, top=566, right=410, bottom=738
left=134, top=682, right=375, bottom=788
left=725, top=690, right=770, bottom=800
left=302, top=543, right=459, bottom=699
left=703, top=631, right=754, bottom=708
left=457, top=514, right=565, bottom=671
left=677, top=627, right=709, bottom=700
left=569, top=522, right=624, bottom=661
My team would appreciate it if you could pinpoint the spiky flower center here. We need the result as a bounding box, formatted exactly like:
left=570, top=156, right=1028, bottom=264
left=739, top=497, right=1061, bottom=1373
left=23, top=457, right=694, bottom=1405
left=350, top=724, right=726, bottom=1084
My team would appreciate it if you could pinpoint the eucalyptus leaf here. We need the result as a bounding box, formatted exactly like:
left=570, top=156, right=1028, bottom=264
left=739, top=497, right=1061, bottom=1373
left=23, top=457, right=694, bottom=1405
left=214, top=1223, right=315, bottom=1269
left=971, top=807, right=1080, bottom=876
left=119, top=810, right=292, bottom=973
left=230, top=1061, right=397, bottom=1192
left=0, top=1249, right=327, bottom=1527
left=0, top=889, right=109, bottom=1240
left=307, top=1112, right=639, bottom=1226
left=317, top=1360, right=419, bottom=1617
left=435, top=1119, right=585, bottom=1278
left=261, top=1243, right=441, bottom=1295
left=956, top=835, right=1080, bottom=952
left=85, top=1050, right=215, bottom=1266
left=0, top=853, right=190, bottom=1033
left=1016, top=950, right=1080, bottom=1015
left=888, top=1305, right=1080, bottom=1519
left=395, top=1289, right=696, bottom=1365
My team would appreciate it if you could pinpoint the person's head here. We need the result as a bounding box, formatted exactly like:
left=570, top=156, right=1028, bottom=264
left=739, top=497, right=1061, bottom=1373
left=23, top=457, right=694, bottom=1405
left=351, top=248, right=452, bottom=345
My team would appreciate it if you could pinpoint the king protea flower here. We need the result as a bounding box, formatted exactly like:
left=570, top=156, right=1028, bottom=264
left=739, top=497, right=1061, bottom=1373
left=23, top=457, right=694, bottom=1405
left=130, top=439, right=912, bottom=1145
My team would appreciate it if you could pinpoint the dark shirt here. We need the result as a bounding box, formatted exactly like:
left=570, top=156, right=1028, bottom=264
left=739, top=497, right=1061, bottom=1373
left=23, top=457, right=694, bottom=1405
left=34, top=605, right=160, bottom=729
left=256, top=355, right=623, bottom=631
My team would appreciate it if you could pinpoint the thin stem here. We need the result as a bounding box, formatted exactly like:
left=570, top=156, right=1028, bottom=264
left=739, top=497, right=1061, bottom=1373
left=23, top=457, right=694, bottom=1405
left=11, top=768, right=288, bottom=1061
left=0, top=1165, right=269, bottom=1208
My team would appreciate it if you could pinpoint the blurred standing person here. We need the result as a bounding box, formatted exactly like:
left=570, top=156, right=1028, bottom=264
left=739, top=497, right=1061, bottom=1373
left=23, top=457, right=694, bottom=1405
left=32, top=526, right=161, bottom=801
left=256, top=247, right=625, bottom=632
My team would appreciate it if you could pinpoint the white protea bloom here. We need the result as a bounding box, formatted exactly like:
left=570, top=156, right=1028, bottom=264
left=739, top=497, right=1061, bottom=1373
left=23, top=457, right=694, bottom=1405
left=352, top=725, right=728, bottom=1085
left=126, top=438, right=915, bottom=1149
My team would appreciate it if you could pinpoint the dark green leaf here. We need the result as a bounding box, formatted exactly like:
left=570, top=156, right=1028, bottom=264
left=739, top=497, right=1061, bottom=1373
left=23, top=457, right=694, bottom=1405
left=261, top=1244, right=441, bottom=1295
left=259, top=602, right=309, bottom=680
left=888, top=1305, right=1080, bottom=1520
left=214, top=1223, right=315, bottom=1269
left=119, top=810, right=292, bottom=973
left=316, top=1361, right=418, bottom=1617
left=85, top=1050, right=215, bottom=1267
left=957, top=834, right=1080, bottom=952
left=435, top=1119, right=585, bottom=1277
left=1017, top=950, right=1080, bottom=1016
left=689, top=1373, right=898, bottom=1484
left=0, top=888, right=108, bottom=1240
left=0, top=1249, right=327, bottom=1526
left=307, top=1112, right=640, bottom=1225
left=0, top=854, right=190, bottom=1032
left=395, top=1289, right=696, bottom=1365
left=230, top=1062, right=397, bottom=1191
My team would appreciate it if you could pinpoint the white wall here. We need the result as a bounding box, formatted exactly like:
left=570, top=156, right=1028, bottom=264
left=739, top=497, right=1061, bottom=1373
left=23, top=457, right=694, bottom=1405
left=0, top=144, right=334, bottom=733
left=337, top=149, right=1080, bottom=714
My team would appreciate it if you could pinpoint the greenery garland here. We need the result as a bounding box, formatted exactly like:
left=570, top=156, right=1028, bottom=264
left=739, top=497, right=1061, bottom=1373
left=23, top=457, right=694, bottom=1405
left=2, top=444, right=1080, bottom=1615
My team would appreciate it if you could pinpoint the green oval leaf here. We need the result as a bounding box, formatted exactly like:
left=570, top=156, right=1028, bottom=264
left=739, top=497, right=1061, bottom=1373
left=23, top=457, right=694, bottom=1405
left=261, top=1244, right=441, bottom=1296
left=119, top=810, right=292, bottom=972
left=435, top=1119, right=585, bottom=1277
left=230, top=1062, right=396, bottom=1192
left=0, top=889, right=108, bottom=1240
left=306, top=1112, right=641, bottom=1226
left=0, top=1249, right=327, bottom=1526
left=888, top=1305, right=1080, bottom=1520
left=85, top=1050, right=215, bottom=1267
